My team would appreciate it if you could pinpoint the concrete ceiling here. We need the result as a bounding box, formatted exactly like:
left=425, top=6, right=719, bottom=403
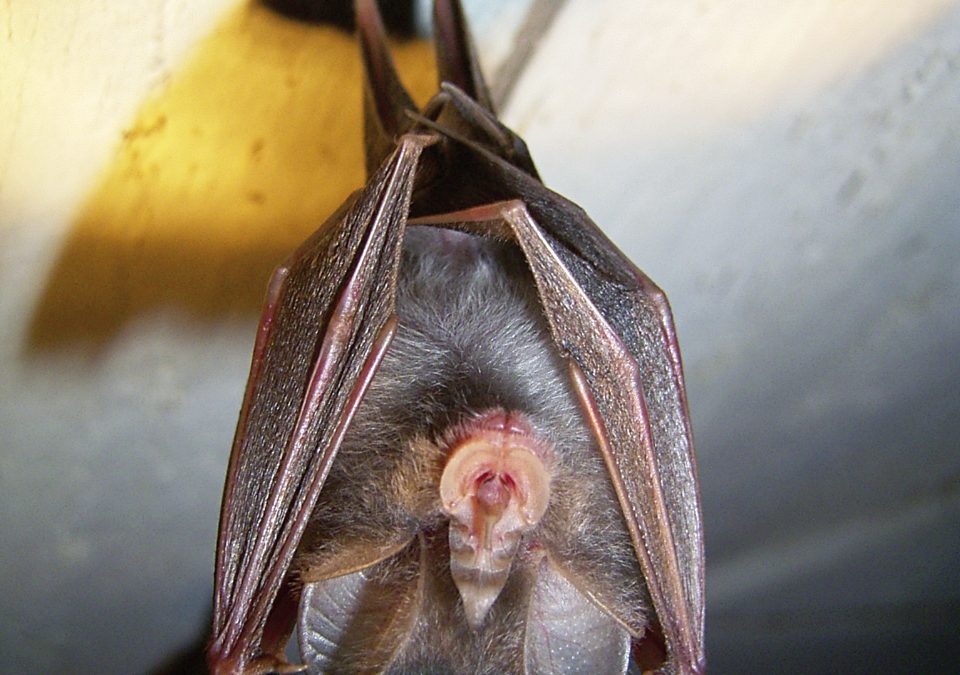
left=2, top=1, right=958, bottom=672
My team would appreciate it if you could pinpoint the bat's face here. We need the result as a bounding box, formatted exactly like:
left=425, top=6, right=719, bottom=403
left=294, top=228, right=651, bottom=672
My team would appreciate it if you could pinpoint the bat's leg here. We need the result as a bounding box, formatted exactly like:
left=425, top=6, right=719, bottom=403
left=356, top=0, right=417, bottom=174
left=257, top=578, right=303, bottom=672
left=432, top=0, right=495, bottom=113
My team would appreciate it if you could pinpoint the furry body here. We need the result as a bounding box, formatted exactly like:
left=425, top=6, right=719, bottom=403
left=297, top=227, right=649, bottom=673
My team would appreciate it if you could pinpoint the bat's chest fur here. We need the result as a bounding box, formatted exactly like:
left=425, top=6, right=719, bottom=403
left=294, top=227, right=650, bottom=673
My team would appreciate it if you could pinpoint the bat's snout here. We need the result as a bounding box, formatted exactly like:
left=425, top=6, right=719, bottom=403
left=439, top=409, right=552, bottom=628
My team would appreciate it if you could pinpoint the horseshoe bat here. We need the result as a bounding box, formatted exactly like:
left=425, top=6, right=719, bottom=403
left=207, top=0, right=705, bottom=672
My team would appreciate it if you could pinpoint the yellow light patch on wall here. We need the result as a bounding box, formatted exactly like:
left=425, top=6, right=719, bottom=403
left=30, top=2, right=436, bottom=351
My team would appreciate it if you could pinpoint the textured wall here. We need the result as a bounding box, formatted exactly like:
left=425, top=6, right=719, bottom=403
left=2, top=1, right=958, bottom=673
left=510, top=3, right=960, bottom=672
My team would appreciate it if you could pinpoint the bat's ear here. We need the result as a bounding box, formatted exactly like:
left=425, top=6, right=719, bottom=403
left=356, top=0, right=417, bottom=176
left=433, top=0, right=495, bottom=114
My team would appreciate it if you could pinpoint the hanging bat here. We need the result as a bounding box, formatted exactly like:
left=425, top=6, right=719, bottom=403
left=207, top=0, right=705, bottom=672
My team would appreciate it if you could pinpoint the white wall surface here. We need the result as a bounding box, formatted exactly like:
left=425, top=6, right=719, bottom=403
left=2, top=1, right=958, bottom=672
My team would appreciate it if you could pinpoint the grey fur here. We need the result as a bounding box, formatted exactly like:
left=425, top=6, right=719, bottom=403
left=297, top=226, right=649, bottom=672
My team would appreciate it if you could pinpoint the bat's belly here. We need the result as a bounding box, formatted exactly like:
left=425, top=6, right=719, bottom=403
left=294, top=228, right=650, bottom=673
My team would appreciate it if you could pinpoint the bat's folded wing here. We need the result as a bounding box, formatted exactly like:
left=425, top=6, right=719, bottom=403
left=208, top=135, right=431, bottom=674
left=412, top=141, right=705, bottom=674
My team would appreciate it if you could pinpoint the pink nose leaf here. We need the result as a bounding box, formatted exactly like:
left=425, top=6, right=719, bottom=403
left=439, top=410, right=552, bottom=628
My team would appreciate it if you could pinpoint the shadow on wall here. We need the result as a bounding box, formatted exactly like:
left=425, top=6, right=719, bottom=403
left=27, top=0, right=436, bottom=355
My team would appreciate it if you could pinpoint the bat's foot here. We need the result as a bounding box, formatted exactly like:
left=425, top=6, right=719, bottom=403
left=439, top=409, right=553, bottom=628
left=246, top=654, right=307, bottom=675
left=208, top=650, right=306, bottom=675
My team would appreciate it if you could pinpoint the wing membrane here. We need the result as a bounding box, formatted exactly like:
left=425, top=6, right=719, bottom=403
left=209, top=136, right=431, bottom=673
